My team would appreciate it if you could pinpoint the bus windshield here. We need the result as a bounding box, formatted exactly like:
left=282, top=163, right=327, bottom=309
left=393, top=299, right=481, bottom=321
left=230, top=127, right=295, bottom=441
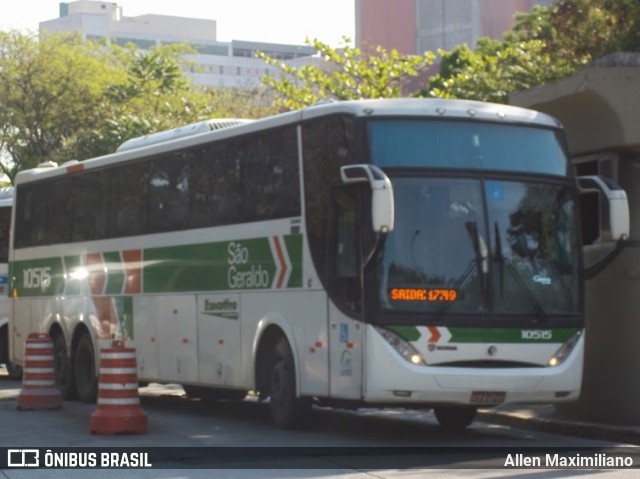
left=369, top=119, right=568, bottom=176
left=376, top=177, right=580, bottom=317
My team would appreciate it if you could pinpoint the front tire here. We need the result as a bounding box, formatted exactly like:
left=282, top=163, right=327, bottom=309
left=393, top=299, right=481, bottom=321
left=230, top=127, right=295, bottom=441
left=269, top=338, right=311, bottom=429
left=434, top=405, right=477, bottom=431
left=74, top=334, right=97, bottom=403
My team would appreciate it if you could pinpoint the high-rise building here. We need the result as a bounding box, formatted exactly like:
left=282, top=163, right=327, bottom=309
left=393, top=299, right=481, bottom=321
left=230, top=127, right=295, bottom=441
left=355, top=0, right=556, bottom=55
left=40, top=1, right=316, bottom=88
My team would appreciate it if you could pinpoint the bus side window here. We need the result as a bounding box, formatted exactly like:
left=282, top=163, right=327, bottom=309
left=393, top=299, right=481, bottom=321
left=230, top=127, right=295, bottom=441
left=73, top=171, right=107, bottom=241
left=108, top=162, right=148, bottom=237
left=148, top=154, right=190, bottom=232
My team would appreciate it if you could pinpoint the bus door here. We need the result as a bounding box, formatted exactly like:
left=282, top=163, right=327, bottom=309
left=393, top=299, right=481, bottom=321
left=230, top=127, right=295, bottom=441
left=327, top=185, right=365, bottom=400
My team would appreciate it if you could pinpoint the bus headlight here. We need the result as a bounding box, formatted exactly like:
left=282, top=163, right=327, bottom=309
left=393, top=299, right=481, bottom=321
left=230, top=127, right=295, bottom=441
left=374, top=326, right=426, bottom=366
left=547, top=330, right=582, bottom=367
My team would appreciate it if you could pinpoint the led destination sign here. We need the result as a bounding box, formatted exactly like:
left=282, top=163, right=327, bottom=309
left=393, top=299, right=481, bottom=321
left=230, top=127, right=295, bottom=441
left=389, top=288, right=458, bottom=302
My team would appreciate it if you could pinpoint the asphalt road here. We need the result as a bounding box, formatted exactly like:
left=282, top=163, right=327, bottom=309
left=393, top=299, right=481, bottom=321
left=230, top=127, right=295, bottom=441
left=1, top=370, right=638, bottom=478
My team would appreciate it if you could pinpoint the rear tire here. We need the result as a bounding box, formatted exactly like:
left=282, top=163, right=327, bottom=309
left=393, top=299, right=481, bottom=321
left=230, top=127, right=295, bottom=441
left=53, top=334, right=76, bottom=400
left=434, top=405, right=477, bottom=431
left=5, top=361, right=23, bottom=380
left=74, top=333, right=97, bottom=403
left=269, top=338, right=311, bottom=429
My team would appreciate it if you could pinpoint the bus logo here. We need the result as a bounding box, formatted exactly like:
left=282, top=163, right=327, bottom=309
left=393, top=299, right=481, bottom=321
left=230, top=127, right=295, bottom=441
left=7, top=449, right=40, bottom=467
left=202, top=298, right=239, bottom=320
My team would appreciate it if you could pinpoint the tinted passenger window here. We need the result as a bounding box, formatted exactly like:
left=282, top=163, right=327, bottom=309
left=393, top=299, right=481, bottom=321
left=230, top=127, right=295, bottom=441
left=303, top=115, right=358, bottom=282
left=14, top=125, right=301, bottom=247
left=107, top=161, right=149, bottom=237
left=73, top=171, right=107, bottom=241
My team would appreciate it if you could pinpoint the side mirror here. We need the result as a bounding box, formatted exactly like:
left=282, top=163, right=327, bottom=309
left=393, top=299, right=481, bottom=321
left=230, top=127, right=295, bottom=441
left=577, top=175, right=629, bottom=242
left=340, top=164, right=394, bottom=233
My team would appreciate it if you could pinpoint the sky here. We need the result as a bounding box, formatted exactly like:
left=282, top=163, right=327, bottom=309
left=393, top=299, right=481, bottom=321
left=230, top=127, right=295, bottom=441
left=1, top=0, right=356, bottom=46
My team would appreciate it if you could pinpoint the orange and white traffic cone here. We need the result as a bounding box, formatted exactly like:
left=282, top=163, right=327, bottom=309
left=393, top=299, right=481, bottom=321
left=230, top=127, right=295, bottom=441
left=16, top=333, right=63, bottom=410
left=90, top=340, right=147, bottom=435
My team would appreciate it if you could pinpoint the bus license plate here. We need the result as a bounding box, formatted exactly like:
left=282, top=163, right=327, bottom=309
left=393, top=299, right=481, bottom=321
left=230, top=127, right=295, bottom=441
left=470, top=391, right=506, bottom=404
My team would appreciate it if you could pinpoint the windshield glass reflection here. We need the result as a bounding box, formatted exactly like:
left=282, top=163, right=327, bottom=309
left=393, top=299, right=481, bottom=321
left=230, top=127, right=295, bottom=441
left=376, top=177, right=580, bottom=316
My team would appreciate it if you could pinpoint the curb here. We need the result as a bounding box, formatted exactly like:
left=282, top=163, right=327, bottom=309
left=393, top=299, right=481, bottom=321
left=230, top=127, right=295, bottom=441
left=477, top=409, right=640, bottom=446
left=0, top=388, right=20, bottom=402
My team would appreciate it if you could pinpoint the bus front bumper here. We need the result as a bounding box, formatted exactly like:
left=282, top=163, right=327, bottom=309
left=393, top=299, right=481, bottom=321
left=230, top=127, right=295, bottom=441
left=363, top=328, right=583, bottom=406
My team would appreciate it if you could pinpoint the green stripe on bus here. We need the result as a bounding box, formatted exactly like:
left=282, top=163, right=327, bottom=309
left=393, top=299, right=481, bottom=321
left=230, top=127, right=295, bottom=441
left=448, top=327, right=578, bottom=343
left=104, top=251, right=125, bottom=295
left=388, top=325, right=422, bottom=341
left=143, top=238, right=276, bottom=293
left=12, top=235, right=304, bottom=296
left=284, top=234, right=302, bottom=288
left=388, top=326, right=579, bottom=344
left=63, top=255, right=82, bottom=296
left=13, top=257, right=65, bottom=297
left=114, top=296, right=134, bottom=339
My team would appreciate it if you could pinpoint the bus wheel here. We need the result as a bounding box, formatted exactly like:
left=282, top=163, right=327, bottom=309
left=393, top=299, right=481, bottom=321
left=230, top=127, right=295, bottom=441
left=434, top=405, right=477, bottom=431
left=53, top=334, right=76, bottom=400
left=269, top=338, right=311, bottom=429
left=74, top=333, right=97, bottom=403
left=5, top=361, right=23, bottom=380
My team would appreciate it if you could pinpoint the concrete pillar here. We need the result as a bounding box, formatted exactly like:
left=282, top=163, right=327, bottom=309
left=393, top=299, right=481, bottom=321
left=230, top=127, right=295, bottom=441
left=556, top=244, right=640, bottom=424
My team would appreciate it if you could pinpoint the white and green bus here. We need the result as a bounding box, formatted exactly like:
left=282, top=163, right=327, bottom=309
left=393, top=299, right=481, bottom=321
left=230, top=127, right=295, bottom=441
left=8, top=99, right=629, bottom=429
left=0, top=187, right=22, bottom=379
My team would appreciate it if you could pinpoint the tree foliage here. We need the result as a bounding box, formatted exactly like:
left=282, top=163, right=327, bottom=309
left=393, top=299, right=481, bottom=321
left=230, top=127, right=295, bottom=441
left=259, top=37, right=435, bottom=110
left=77, top=43, right=215, bottom=156
left=508, top=0, right=640, bottom=67
left=0, top=32, right=277, bottom=182
left=425, top=0, right=640, bottom=103
left=0, top=31, right=122, bottom=182
left=426, top=38, right=574, bottom=103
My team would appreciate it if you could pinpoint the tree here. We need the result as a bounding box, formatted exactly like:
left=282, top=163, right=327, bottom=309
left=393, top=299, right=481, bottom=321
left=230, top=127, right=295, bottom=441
left=0, top=32, right=280, bottom=183
left=0, top=31, right=123, bottom=182
left=425, top=0, right=640, bottom=103
left=77, top=43, right=280, bottom=157
left=259, top=37, right=435, bottom=111
left=77, top=44, right=212, bottom=156
left=204, top=87, right=279, bottom=119
left=425, top=38, right=573, bottom=103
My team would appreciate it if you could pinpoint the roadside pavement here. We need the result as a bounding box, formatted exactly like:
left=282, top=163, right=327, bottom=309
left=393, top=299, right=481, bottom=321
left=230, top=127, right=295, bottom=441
left=2, top=366, right=639, bottom=445
left=477, top=404, right=640, bottom=445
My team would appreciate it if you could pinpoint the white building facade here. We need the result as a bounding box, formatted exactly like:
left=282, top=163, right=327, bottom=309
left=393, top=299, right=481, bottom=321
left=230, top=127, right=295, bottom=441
left=40, top=1, right=316, bottom=88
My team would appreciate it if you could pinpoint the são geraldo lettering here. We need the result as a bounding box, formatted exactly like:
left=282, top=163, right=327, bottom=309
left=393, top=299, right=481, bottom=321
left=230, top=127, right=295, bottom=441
left=226, top=241, right=270, bottom=289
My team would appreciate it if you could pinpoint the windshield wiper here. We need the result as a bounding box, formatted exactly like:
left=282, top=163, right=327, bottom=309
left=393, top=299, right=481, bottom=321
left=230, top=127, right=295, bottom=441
left=494, top=222, right=548, bottom=322
left=433, top=257, right=477, bottom=321
left=434, top=221, right=489, bottom=320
